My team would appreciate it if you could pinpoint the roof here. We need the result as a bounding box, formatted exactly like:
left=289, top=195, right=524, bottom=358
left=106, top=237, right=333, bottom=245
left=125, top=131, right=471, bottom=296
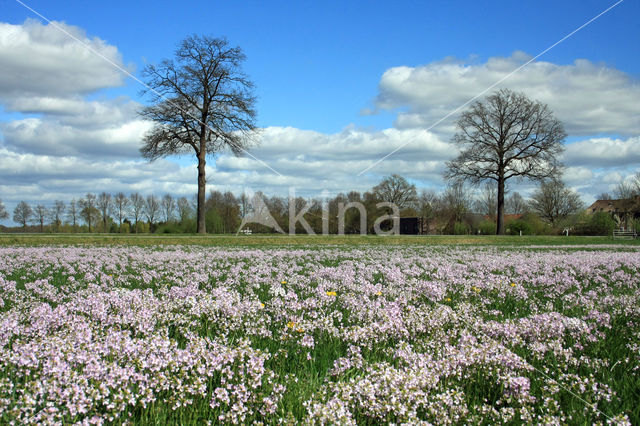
left=587, top=196, right=640, bottom=213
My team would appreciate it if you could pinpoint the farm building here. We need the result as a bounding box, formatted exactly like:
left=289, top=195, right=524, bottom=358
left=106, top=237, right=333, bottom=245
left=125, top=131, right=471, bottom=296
left=586, top=196, right=640, bottom=229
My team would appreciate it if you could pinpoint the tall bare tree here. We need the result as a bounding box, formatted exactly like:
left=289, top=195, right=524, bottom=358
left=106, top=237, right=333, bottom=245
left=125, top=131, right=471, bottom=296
left=145, top=194, right=160, bottom=228
left=372, top=174, right=417, bottom=209
left=139, top=35, right=258, bottom=234
left=441, top=182, right=471, bottom=227
left=505, top=192, right=527, bottom=215
left=113, top=192, right=129, bottom=226
left=97, top=192, right=112, bottom=232
left=13, top=201, right=32, bottom=228
left=161, top=194, right=176, bottom=222
left=445, top=89, right=566, bottom=234
left=177, top=196, right=192, bottom=223
left=0, top=199, right=8, bottom=221
left=614, top=181, right=635, bottom=200
left=529, top=180, right=584, bottom=226
left=633, top=171, right=640, bottom=196
left=79, top=193, right=98, bottom=232
left=129, top=193, right=145, bottom=230
left=51, top=200, right=65, bottom=232
left=475, top=183, right=497, bottom=220
left=67, top=199, right=79, bottom=230
left=34, top=205, right=48, bottom=232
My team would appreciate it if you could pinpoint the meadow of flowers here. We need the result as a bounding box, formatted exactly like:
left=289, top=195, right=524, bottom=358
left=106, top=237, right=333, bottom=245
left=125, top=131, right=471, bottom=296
left=0, top=244, right=639, bottom=424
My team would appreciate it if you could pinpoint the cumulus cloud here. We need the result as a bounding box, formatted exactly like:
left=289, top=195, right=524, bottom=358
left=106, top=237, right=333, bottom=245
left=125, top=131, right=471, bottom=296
left=1, top=108, right=152, bottom=158
left=562, top=136, right=640, bottom=167
left=0, top=20, right=145, bottom=160
left=372, top=52, right=640, bottom=137
left=0, top=19, right=128, bottom=100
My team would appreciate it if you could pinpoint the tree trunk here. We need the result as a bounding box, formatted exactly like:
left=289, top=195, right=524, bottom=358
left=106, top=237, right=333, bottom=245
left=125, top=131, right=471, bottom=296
left=496, top=177, right=505, bottom=235
left=197, top=153, right=207, bottom=234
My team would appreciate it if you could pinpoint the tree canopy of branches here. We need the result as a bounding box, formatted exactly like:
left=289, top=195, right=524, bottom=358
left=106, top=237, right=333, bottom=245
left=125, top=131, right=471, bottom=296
left=529, top=180, right=584, bottom=226
left=505, top=192, right=527, bottom=215
left=33, top=205, right=48, bottom=232
left=97, top=192, right=112, bottom=231
left=79, top=194, right=99, bottom=232
left=0, top=199, right=8, bottom=221
left=445, top=89, right=566, bottom=235
left=372, top=174, right=417, bottom=209
left=13, top=201, right=32, bottom=228
left=139, top=35, right=258, bottom=234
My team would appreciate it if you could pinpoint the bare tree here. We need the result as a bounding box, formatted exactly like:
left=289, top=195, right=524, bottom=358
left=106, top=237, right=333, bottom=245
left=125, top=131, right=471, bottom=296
left=372, top=174, right=417, bottom=209
left=177, top=196, right=192, bottom=223
left=145, top=194, right=160, bottom=227
left=505, top=192, right=527, bottom=215
left=97, top=192, right=112, bottom=232
left=13, top=201, right=32, bottom=228
left=79, top=193, right=98, bottom=232
left=595, top=192, right=612, bottom=201
left=614, top=181, right=635, bottom=200
left=416, top=189, right=438, bottom=233
left=129, top=193, right=145, bottom=229
left=474, top=183, right=497, bottom=220
left=51, top=200, right=65, bottom=232
left=445, top=89, right=566, bottom=234
left=161, top=194, right=176, bottom=222
left=33, top=205, right=48, bottom=232
left=113, top=192, right=129, bottom=226
left=633, top=171, right=640, bottom=195
left=441, top=182, right=471, bottom=226
left=529, top=180, right=584, bottom=226
left=67, top=199, right=79, bottom=230
left=0, top=199, right=8, bottom=221
left=139, top=35, right=258, bottom=234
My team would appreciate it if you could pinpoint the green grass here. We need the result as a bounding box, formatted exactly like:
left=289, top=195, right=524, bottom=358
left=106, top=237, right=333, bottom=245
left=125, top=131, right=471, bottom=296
left=0, top=233, right=637, bottom=247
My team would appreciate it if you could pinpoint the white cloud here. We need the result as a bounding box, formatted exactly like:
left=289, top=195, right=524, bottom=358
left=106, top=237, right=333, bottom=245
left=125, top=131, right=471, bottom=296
left=0, top=19, right=127, bottom=100
left=1, top=111, right=152, bottom=158
left=373, top=52, right=640, bottom=137
left=563, top=136, right=640, bottom=167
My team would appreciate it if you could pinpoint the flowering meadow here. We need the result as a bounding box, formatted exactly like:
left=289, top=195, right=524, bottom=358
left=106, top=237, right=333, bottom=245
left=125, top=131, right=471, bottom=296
left=0, top=244, right=639, bottom=424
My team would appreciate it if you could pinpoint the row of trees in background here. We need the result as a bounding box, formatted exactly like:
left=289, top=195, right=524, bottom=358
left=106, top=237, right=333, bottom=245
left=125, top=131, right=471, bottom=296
left=2, top=173, right=638, bottom=235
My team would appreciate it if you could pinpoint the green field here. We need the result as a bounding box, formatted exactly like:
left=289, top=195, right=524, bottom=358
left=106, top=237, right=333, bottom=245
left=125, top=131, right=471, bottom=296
left=0, top=233, right=638, bottom=247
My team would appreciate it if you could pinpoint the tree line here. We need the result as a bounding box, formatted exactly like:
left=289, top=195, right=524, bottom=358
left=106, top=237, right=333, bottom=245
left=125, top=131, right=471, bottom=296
left=2, top=173, right=636, bottom=235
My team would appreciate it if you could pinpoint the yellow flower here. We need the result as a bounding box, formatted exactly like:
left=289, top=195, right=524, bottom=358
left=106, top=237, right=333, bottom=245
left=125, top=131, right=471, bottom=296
left=281, top=280, right=287, bottom=284
left=445, top=297, right=452, bottom=302
left=287, top=321, right=295, bottom=328
left=296, top=328, right=304, bottom=333
left=472, top=286, right=480, bottom=293
left=326, top=291, right=337, bottom=297
left=260, top=303, right=265, bottom=309
left=375, top=291, right=382, bottom=296
left=510, top=282, right=516, bottom=287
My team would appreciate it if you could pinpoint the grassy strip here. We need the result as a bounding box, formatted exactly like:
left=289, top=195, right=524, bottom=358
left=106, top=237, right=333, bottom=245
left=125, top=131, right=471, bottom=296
left=0, top=233, right=637, bottom=247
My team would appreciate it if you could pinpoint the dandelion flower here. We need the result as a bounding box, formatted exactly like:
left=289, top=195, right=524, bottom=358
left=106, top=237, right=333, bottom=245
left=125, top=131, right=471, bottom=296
left=260, top=303, right=265, bottom=309
left=375, top=291, right=382, bottom=296
left=326, top=291, right=337, bottom=296
left=445, top=297, right=452, bottom=302
left=281, top=280, right=287, bottom=284
left=510, top=282, right=516, bottom=287
left=287, top=321, right=295, bottom=328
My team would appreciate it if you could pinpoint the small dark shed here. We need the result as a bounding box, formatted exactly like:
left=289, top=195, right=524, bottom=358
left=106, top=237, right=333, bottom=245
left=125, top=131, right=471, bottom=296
left=400, top=217, right=421, bottom=235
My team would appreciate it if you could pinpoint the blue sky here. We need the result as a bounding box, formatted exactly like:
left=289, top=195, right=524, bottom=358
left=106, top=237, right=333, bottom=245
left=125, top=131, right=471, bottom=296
left=0, top=0, right=639, bottom=224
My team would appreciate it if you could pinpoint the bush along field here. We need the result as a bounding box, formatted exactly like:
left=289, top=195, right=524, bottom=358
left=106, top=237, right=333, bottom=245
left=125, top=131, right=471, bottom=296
left=0, top=245, right=639, bottom=425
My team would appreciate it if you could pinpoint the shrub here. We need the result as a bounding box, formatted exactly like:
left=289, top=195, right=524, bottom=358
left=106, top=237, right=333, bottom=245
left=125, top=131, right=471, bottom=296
left=506, top=220, right=533, bottom=235
left=477, top=220, right=496, bottom=235
left=453, top=222, right=469, bottom=235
